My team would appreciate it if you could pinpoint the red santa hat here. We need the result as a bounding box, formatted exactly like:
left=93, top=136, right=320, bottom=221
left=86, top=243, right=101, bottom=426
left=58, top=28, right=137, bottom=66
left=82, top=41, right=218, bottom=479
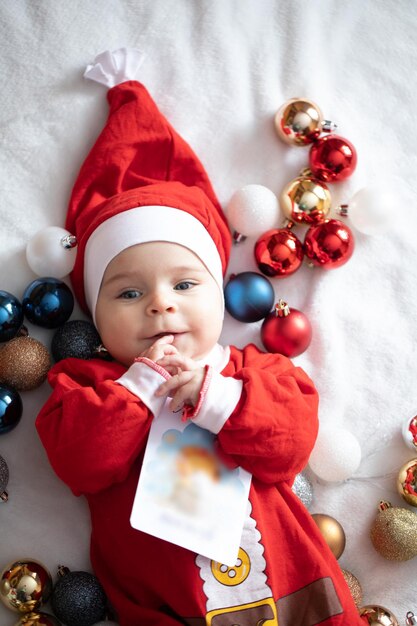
left=65, top=49, right=231, bottom=321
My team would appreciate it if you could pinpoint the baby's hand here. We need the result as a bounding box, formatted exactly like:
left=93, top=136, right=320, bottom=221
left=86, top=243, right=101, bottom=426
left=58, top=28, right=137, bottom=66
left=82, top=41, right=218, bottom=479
left=138, top=335, right=179, bottom=375
left=155, top=361, right=206, bottom=414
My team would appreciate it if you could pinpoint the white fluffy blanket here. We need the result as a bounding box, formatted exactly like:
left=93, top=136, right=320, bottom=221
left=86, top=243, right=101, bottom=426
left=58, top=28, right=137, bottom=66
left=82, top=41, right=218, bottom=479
left=0, top=1, right=416, bottom=623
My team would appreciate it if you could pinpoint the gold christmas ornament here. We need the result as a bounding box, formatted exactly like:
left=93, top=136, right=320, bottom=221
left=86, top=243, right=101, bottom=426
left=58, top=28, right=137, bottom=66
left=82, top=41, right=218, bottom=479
left=0, top=559, right=52, bottom=613
left=280, top=176, right=331, bottom=225
left=311, top=513, right=346, bottom=559
left=370, top=501, right=417, bottom=561
left=0, top=336, right=51, bottom=391
left=359, top=604, right=399, bottom=626
left=14, top=612, right=61, bottom=625
left=341, top=569, right=363, bottom=608
left=397, top=458, right=417, bottom=506
left=274, top=98, right=324, bottom=146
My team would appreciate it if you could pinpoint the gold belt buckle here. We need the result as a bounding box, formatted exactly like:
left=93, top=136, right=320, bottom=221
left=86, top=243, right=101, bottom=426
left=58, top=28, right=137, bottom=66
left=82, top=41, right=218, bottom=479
left=206, top=596, right=278, bottom=625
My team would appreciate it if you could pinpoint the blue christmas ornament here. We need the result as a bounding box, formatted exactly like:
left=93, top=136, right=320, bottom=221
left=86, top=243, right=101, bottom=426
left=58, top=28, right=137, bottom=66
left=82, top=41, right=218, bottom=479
left=0, top=385, right=23, bottom=435
left=23, top=277, right=74, bottom=329
left=0, top=290, right=24, bottom=342
left=224, top=271, right=275, bottom=323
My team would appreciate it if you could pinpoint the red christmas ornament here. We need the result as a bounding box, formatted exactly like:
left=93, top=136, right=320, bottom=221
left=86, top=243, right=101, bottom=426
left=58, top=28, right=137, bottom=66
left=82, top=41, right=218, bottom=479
left=304, top=219, right=354, bottom=269
left=261, top=300, right=312, bottom=357
left=254, top=228, right=304, bottom=278
left=309, top=134, right=357, bottom=182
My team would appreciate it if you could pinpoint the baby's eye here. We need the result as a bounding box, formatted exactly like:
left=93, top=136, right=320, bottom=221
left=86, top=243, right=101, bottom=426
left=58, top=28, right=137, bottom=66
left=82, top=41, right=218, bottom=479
left=174, top=281, right=195, bottom=291
left=119, top=289, right=142, bottom=299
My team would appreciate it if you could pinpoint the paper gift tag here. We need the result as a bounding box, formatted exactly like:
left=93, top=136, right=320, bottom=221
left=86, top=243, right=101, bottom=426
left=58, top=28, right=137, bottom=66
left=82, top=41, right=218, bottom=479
left=130, top=402, right=252, bottom=566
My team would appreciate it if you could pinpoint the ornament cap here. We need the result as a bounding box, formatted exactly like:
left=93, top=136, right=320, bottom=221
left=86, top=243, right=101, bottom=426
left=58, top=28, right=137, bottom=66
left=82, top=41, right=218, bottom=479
left=275, top=300, right=291, bottom=318
left=322, top=119, right=337, bottom=133
left=406, top=612, right=417, bottom=625
left=0, top=490, right=8, bottom=502
left=57, top=565, right=70, bottom=578
left=337, top=204, right=349, bottom=217
left=232, top=231, right=247, bottom=244
left=60, top=234, right=78, bottom=249
left=378, top=500, right=392, bottom=512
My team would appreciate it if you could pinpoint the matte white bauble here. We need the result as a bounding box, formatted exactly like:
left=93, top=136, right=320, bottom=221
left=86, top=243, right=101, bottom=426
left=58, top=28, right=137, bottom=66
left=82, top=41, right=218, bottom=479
left=348, top=186, right=395, bottom=235
left=309, top=425, right=362, bottom=482
left=26, top=226, right=77, bottom=278
left=226, top=185, right=282, bottom=239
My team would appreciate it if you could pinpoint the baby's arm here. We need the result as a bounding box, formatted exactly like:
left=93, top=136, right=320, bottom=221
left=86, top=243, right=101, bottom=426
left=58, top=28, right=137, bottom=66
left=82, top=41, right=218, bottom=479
left=159, top=344, right=319, bottom=484
left=36, top=356, right=170, bottom=496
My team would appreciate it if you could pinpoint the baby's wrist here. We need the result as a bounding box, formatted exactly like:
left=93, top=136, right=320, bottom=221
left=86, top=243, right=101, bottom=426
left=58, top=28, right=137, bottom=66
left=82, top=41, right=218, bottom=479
left=134, top=356, right=171, bottom=381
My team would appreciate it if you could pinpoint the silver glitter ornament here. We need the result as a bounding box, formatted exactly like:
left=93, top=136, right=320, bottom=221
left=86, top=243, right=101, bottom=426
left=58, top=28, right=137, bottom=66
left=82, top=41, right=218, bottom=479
left=292, top=472, right=314, bottom=508
left=0, top=454, right=9, bottom=501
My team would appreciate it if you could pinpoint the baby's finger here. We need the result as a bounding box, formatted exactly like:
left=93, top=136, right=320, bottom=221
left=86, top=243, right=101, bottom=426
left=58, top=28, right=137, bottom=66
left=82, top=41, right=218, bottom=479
left=155, top=370, right=194, bottom=397
left=150, top=334, right=174, bottom=347
left=169, top=382, right=195, bottom=412
left=157, top=354, right=196, bottom=371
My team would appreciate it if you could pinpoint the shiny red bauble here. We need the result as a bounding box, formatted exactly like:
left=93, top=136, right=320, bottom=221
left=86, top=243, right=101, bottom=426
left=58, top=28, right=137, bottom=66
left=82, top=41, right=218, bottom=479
left=261, top=301, right=312, bottom=357
left=309, top=134, right=357, bottom=182
left=304, top=219, right=354, bottom=269
left=254, top=228, right=304, bottom=278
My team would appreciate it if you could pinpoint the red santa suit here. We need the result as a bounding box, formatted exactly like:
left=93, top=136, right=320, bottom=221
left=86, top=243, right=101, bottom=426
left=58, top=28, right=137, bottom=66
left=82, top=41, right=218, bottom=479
left=36, top=341, right=365, bottom=626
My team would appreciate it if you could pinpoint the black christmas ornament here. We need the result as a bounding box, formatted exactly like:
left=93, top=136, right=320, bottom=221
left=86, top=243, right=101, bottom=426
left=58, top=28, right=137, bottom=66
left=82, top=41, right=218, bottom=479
left=51, top=567, right=107, bottom=626
left=22, top=278, right=74, bottom=329
left=224, top=271, right=275, bottom=323
left=0, top=454, right=9, bottom=501
left=51, top=320, right=102, bottom=362
left=0, top=384, right=23, bottom=435
left=0, top=290, right=24, bottom=342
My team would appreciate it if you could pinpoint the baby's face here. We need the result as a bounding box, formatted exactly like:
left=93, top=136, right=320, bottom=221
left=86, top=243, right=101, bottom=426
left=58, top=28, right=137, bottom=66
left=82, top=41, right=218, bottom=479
left=95, top=242, right=224, bottom=367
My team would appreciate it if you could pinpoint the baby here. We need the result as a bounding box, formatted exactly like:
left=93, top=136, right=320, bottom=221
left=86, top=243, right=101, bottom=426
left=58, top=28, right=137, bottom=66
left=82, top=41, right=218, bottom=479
left=36, top=49, right=367, bottom=625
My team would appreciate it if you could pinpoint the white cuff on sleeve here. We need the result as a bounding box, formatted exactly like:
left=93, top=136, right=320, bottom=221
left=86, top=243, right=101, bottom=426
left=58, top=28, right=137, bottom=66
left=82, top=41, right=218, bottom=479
left=115, top=360, right=168, bottom=416
left=191, top=371, right=243, bottom=434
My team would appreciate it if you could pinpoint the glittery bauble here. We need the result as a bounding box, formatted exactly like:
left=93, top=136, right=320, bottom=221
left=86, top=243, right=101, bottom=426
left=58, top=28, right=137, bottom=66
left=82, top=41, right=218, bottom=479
left=402, top=415, right=417, bottom=452
left=0, top=385, right=23, bottom=435
left=0, top=454, right=9, bottom=499
left=370, top=501, right=417, bottom=561
left=341, top=569, right=363, bottom=608
left=22, top=278, right=74, bottom=329
left=311, top=513, right=346, bottom=559
left=51, top=570, right=107, bottom=626
left=274, top=98, right=323, bottom=146
left=280, top=177, right=331, bottom=225
left=309, top=134, right=357, bottom=182
left=261, top=301, right=312, bottom=357
left=0, top=291, right=24, bottom=342
left=14, top=612, right=62, bottom=625
left=224, top=272, right=275, bottom=323
left=397, top=458, right=417, bottom=506
left=254, top=228, right=304, bottom=278
left=292, top=472, right=313, bottom=509
left=304, top=219, right=354, bottom=269
left=0, top=559, right=52, bottom=613
left=0, top=336, right=51, bottom=391
left=359, top=604, right=399, bottom=626
left=51, top=320, right=102, bottom=362
left=226, top=185, right=282, bottom=239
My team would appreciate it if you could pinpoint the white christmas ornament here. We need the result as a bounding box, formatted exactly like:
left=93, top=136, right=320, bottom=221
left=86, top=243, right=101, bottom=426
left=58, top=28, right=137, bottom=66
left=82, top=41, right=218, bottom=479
left=347, top=186, right=395, bottom=235
left=308, top=425, right=362, bottom=482
left=26, top=226, right=77, bottom=278
left=226, top=184, right=282, bottom=239
left=402, top=414, right=417, bottom=452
